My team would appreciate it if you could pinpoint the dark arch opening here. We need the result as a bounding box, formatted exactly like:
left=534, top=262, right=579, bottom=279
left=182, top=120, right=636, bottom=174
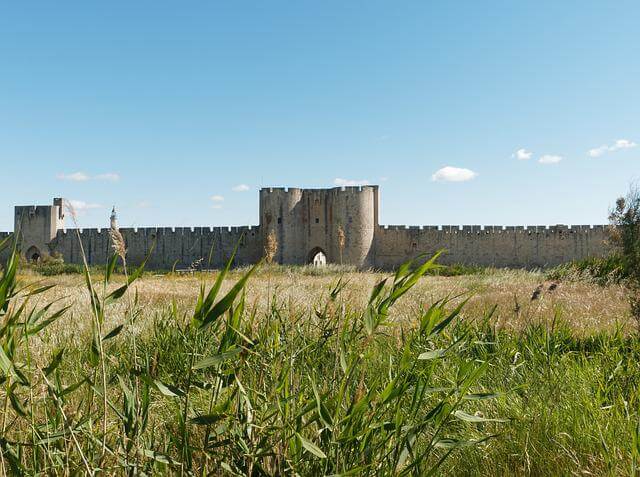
left=25, top=246, right=41, bottom=263
left=307, top=247, right=327, bottom=266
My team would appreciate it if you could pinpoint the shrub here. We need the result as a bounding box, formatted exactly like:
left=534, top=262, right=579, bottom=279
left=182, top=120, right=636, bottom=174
left=546, top=254, right=627, bottom=285
left=609, top=185, right=640, bottom=324
left=609, top=187, right=640, bottom=278
left=19, top=252, right=84, bottom=276
left=428, top=263, right=486, bottom=277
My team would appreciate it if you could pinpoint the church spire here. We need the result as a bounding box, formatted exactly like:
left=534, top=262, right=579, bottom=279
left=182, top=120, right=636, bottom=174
left=110, top=206, right=118, bottom=229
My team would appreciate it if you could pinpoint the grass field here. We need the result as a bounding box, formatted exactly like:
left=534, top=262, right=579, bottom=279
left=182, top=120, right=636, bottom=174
left=2, top=251, right=640, bottom=475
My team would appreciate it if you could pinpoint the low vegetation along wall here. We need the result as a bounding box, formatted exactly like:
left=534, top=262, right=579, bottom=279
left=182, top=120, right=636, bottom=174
left=1, top=223, right=610, bottom=270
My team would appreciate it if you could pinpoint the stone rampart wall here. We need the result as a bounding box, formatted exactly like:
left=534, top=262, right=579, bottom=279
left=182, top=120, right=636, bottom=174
left=50, top=226, right=263, bottom=269
left=374, top=224, right=610, bottom=269
left=0, top=232, right=12, bottom=262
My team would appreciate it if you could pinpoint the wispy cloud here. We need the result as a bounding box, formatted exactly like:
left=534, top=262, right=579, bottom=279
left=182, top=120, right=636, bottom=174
left=56, top=172, right=121, bottom=182
left=210, top=195, right=224, bottom=202
left=56, top=172, right=90, bottom=182
left=588, top=145, right=608, bottom=158
left=431, top=166, right=477, bottom=182
left=95, top=172, right=120, bottom=182
left=614, top=139, right=637, bottom=150
left=588, top=138, right=637, bottom=157
left=334, top=178, right=370, bottom=187
left=136, top=200, right=152, bottom=209
left=67, top=199, right=102, bottom=215
left=512, top=148, right=533, bottom=161
left=211, top=204, right=223, bottom=210
left=538, top=154, right=563, bottom=164
left=232, top=184, right=250, bottom=192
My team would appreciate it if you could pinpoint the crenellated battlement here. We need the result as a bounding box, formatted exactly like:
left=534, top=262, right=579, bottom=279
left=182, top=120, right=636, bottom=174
left=378, top=224, right=608, bottom=233
left=375, top=222, right=610, bottom=268
left=49, top=224, right=263, bottom=269
left=5, top=190, right=611, bottom=269
left=57, top=225, right=260, bottom=236
left=261, top=185, right=378, bottom=194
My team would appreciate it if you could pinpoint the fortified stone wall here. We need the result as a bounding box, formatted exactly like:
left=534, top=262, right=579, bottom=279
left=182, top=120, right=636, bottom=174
left=49, top=226, right=263, bottom=269
left=1, top=190, right=612, bottom=270
left=374, top=224, right=610, bottom=269
left=0, top=232, right=12, bottom=262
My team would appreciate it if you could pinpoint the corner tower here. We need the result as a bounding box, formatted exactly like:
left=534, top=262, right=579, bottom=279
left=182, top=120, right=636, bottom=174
left=14, top=198, right=65, bottom=261
left=259, top=186, right=378, bottom=268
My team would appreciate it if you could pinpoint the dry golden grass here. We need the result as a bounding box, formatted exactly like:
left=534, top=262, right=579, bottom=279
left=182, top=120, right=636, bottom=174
left=17, top=266, right=632, bottom=366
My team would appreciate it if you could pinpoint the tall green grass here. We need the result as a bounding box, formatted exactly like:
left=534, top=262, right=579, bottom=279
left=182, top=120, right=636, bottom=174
left=446, top=316, right=640, bottom=475
left=1, top=241, right=505, bottom=475
left=1, top=236, right=639, bottom=475
left=546, top=254, right=627, bottom=285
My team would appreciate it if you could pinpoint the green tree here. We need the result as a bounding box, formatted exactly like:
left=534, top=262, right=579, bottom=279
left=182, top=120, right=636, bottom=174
left=609, top=185, right=640, bottom=323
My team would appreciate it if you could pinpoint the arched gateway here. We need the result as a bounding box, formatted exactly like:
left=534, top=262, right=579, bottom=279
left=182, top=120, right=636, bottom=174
left=308, top=247, right=327, bottom=266
left=25, top=245, right=41, bottom=263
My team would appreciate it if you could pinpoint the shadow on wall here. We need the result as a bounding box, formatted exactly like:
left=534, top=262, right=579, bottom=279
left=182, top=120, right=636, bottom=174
left=25, top=245, right=41, bottom=263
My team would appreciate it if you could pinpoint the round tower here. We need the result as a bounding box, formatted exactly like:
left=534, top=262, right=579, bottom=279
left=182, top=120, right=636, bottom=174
left=328, top=186, right=378, bottom=268
left=259, top=188, right=304, bottom=264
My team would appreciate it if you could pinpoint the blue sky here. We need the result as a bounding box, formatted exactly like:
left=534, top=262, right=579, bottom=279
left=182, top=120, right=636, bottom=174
left=1, top=1, right=638, bottom=230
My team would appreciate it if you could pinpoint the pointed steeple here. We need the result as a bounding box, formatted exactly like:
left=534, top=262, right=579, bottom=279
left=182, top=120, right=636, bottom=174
left=110, top=206, right=118, bottom=229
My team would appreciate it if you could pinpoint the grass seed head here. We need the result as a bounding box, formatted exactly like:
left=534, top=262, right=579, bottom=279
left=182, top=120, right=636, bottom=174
left=264, top=230, right=278, bottom=264
left=109, top=225, right=127, bottom=262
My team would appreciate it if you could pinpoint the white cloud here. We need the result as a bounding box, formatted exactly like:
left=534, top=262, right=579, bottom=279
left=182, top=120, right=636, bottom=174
left=232, top=184, right=250, bottom=192
left=56, top=171, right=122, bottom=182
left=588, top=138, right=637, bottom=157
left=210, top=195, right=224, bottom=202
left=588, top=145, right=609, bottom=158
left=136, top=200, right=151, bottom=208
left=538, top=154, right=563, bottom=164
left=56, top=172, right=89, bottom=182
left=513, top=148, right=533, bottom=161
left=612, top=139, right=637, bottom=150
left=211, top=204, right=223, bottom=210
left=67, top=200, right=102, bottom=216
left=431, top=166, right=478, bottom=182
left=334, top=178, right=370, bottom=187
left=95, top=172, right=120, bottom=182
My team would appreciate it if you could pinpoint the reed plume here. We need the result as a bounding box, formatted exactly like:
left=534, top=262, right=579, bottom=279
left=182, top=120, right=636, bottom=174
left=337, top=225, right=346, bottom=265
left=109, top=225, right=127, bottom=264
left=264, top=229, right=278, bottom=264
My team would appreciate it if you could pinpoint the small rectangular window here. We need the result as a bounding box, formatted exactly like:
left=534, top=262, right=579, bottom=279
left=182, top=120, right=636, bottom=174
left=348, top=217, right=353, bottom=223
left=315, top=218, right=320, bottom=224
left=277, top=217, right=282, bottom=224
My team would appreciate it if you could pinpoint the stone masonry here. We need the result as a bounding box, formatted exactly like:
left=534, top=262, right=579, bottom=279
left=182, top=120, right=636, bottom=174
left=2, top=186, right=610, bottom=270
